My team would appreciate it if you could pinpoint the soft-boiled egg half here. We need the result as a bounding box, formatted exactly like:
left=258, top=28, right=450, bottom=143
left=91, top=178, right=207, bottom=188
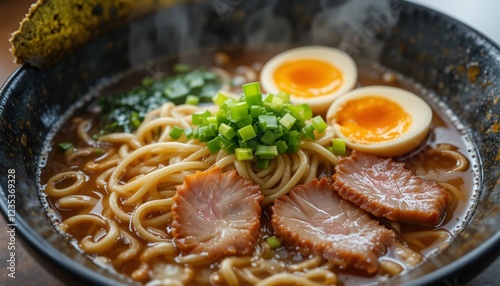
left=326, top=86, right=432, bottom=157
left=260, top=46, right=357, bottom=114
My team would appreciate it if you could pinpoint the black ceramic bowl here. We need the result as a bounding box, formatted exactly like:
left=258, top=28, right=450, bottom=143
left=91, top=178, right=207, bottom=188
left=1, top=1, right=499, bottom=285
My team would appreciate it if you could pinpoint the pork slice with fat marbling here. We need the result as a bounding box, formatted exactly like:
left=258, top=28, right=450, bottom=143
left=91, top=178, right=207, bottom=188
left=332, top=151, right=449, bottom=226
left=172, top=167, right=263, bottom=263
left=271, top=178, right=396, bottom=273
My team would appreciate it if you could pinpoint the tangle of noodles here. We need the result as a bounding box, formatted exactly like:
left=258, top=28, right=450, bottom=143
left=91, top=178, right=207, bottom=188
left=41, top=54, right=474, bottom=285
left=46, top=102, right=346, bottom=284
left=42, top=99, right=473, bottom=285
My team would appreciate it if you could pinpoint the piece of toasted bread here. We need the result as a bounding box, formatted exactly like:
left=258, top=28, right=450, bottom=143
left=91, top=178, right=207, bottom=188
left=10, top=0, right=178, bottom=69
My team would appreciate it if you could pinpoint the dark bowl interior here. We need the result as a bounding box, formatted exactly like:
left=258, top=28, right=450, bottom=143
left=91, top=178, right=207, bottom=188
left=1, top=0, right=499, bottom=285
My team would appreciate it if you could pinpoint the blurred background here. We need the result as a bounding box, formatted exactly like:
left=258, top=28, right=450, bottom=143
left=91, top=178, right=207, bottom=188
left=0, top=0, right=498, bottom=285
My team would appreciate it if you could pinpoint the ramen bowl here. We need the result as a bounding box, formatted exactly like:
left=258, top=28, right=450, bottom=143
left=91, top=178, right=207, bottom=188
left=0, top=0, right=499, bottom=285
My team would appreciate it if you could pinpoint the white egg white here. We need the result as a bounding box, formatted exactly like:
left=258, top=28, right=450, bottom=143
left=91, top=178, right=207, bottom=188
left=260, top=46, right=357, bottom=114
left=326, top=86, right=433, bottom=157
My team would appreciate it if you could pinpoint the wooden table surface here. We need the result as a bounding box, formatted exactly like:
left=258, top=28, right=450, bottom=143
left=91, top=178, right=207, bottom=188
left=0, top=1, right=498, bottom=285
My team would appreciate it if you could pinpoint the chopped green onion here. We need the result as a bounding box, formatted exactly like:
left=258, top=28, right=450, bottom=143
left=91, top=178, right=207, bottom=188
left=217, top=134, right=234, bottom=149
left=286, top=131, right=300, bottom=153
left=216, top=114, right=229, bottom=125
left=235, top=148, right=253, bottom=161
left=185, top=95, right=200, bottom=105
left=276, top=91, right=290, bottom=103
left=179, top=82, right=332, bottom=168
left=250, top=105, right=265, bottom=118
left=131, top=111, right=141, bottom=128
left=229, top=102, right=249, bottom=121
left=238, top=125, right=257, bottom=141
left=263, top=93, right=274, bottom=105
left=192, top=113, right=205, bottom=125
left=206, top=125, right=217, bottom=138
left=312, top=115, right=328, bottom=133
left=219, top=123, right=235, bottom=140
left=301, top=124, right=316, bottom=140
left=207, top=137, right=221, bottom=153
left=192, top=127, right=199, bottom=139
left=291, top=104, right=312, bottom=122
left=57, top=142, right=73, bottom=151
left=275, top=140, right=288, bottom=154
left=98, top=67, right=221, bottom=134
left=258, top=115, right=278, bottom=131
left=242, top=82, right=261, bottom=98
left=266, top=236, right=281, bottom=250
left=169, top=126, right=184, bottom=140
left=239, top=138, right=259, bottom=150
left=270, top=96, right=284, bottom=112
left=274, top=125, right=285, bottom=137
left=245, top=93, right=263, bottom=106
left=256, top=159, right=270, bottom=169
left=207, top=116, right=218, bottom=125
left=261, top=130, right=277, bottom=145
left=94, top=148, right=103, bottom=155
left=279, top=113, right=297, bottom=130
left=330, top=138, right=346, bottom=155
left=213, top=92, right=229, bottom=106
left=184, top=128, right=194, bottom=139
left=256, top=145, right=278, bottom=159
left=189, top=76, right=204, bottom=89
left=236, top=115, right=253, bottom=128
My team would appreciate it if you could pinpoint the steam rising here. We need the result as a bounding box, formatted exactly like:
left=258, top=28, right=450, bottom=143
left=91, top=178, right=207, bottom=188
left=244, top=1, right=293, bottom=45
left=127, top=0, right=400, bottom=66
left=313, top=0, right=399, bottom=60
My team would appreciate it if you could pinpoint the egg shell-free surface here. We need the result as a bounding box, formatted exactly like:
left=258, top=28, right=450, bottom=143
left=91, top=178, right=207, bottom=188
left=260, top=46, right=357, bottom=115
left=326, top=86, right=432, bottom=157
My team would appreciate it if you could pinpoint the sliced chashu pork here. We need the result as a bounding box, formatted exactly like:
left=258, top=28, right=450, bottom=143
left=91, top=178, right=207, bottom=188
left=271, top=178, right=396, bottom=273
left=332, top=151, right=449, bottom=226
left=172, top=167, right=263, bottom=263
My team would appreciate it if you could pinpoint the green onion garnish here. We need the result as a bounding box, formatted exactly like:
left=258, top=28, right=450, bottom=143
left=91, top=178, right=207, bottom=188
left=291, top=104, right=312, bottom=122
left=266, top=236, right=281, bottom=250
left=186, top=82, right=330, bottom=167
left=207, top=137, right=222, bottom=153
left=169, top=126, right=184, bottom=140
left=330, top=138, right=346, bottom=155
left=242, top=82, right=262, bottom=98
left=185, top=95, right=200, bottom=105
left=238, top=125, right=257, bottom=142
left=301, top=124, right=316, bottom=140
left=218, top=123, right=235, bottom=140
left=184, top=128, right=194, bottom=139
left=256, top=159, right=270, bottom=169
left=311, top=115, right=328, bottom=133
left=213, top=92, right=229, bottom=106
left=235, top=148, right=254, bottom=161
left=258, top=115, right=278, bottom=131
left=131, top=111, right=141, bottom=128
left=255, top=145, right=278, bottom=160
left=57, top=142, right=73, bottom=151
left=279, top=113, right=297, bottom=130
left=230, top=102, right=249, bottom=121
left=98, top=66, right=221, bottom=133
left=275, top=140, right=288, bottom=154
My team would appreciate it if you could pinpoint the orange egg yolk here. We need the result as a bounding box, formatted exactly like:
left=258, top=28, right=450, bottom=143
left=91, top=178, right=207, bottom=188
left=336, top=96, right=411, bottom=144
left=273, top=59, right=343, bottom=98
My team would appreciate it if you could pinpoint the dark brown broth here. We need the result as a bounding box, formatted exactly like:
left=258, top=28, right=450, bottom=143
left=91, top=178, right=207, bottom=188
left=40, top=46, right=477, bottom=285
